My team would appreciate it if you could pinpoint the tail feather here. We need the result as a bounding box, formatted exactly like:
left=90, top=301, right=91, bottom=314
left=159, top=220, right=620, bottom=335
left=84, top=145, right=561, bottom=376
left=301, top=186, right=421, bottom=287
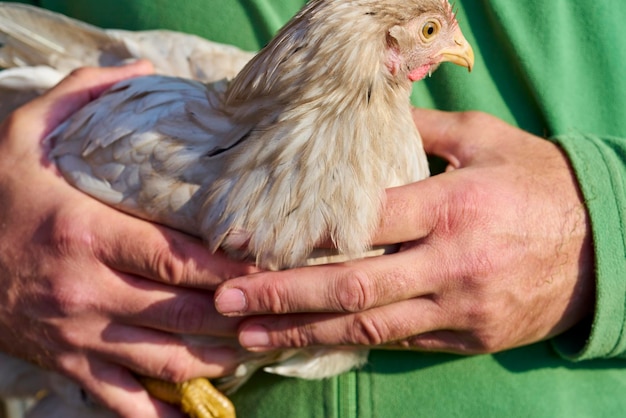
left=0, top=3, right=132, bottom=72
left=0, top=3, right=255, bottom=80
left=0, top=66, right=64, bottom=120
left=0, top=2, right=255, bottom=122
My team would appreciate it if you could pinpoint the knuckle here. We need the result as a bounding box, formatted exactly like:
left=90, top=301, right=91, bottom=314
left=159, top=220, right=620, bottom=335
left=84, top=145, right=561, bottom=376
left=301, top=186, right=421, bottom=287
left=464, top=331, right=505, bottom=354
left=55, top=354, right=83, bottom=376
left=434, top=184, right=483, bottom=239
left=464, top=303, right=489, bottom=326
left=471, top=247, right=497, bottom=278
left=450, top=182, right=487, bottom=222
left=0, top=110, right=20, bottom=132
left=43, top=275, right=93, bottom=318
left=407, top=330, right=498, bottom=355
left=458, top=301, right=507, bottom=353
left=152, top=244, right=185, bottom=285
left=460, top=296, right=494, bottom=328
left=164, top=296, right=206, bottom=333
left=256, top=280, right=288, bottom=313
left=458, top=110, right=492, bottom=127
left=349, top=313, right=387, bottom=346
left=37, top=219, right=98, bottom=316
left=335, top=269, right=375, bottom=313
left=55, top=293, right=86, bottom=319
left=68, top=66, right=98, bottom=81
left=276, top=325, right=313, bottom=348
left=48, top=215, right=95, bottom=255
left=49, top=312, right=93, bottom=351
left=458, top=251, right=496, bottom=287
left=158, top=350, right=194, bottom=383
left=406, top=331, right=461, bottom=352
left=456, top=243, right=507, bottom=290
left=260, top=319, right=313, bottom=348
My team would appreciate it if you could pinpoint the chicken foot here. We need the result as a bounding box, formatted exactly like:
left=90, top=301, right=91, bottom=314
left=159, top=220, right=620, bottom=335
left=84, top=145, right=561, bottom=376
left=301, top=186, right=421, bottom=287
left=140, top=377, right=235, bottom=418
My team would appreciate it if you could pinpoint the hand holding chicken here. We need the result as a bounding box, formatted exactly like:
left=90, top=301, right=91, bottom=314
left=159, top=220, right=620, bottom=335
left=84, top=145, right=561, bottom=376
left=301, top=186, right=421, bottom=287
left=215, top=109, right=593, bottom=357
left=0, top=0, right=473, bottom=417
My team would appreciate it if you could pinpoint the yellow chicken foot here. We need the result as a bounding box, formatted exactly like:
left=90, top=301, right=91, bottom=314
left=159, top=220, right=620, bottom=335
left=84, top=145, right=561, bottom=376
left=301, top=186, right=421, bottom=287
left=140, top=377, right=236, bottom=418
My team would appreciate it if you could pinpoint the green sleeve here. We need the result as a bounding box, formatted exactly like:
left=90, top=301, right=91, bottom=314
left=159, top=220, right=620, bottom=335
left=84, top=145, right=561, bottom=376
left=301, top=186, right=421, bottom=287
left=551, top=133, right=626, bottom=360
left=485, top=1, right=626, bottom=361
left=412, top=0, right=626, bottom=361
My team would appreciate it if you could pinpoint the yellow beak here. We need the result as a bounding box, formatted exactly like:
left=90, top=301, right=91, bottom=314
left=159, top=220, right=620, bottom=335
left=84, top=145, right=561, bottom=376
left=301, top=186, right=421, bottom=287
left=436, top=27, right=475, bottom=72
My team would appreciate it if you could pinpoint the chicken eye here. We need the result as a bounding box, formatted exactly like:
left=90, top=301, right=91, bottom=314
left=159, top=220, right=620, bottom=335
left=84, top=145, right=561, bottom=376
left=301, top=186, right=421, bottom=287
left=421, top=21, right=440, bottom=40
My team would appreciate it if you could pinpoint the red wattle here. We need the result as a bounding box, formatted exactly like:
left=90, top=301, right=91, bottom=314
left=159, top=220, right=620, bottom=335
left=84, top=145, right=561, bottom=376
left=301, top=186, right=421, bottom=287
left=408, top=65, right=432, bottom=82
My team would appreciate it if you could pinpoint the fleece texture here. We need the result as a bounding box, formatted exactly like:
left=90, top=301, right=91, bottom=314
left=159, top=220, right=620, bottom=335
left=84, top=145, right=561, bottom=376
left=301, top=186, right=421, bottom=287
left=7, top=0, right=626, bottom=415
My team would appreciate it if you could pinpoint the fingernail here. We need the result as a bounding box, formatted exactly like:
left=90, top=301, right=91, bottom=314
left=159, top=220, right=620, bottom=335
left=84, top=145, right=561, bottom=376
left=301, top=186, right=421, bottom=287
left=240, top=324, right=271, bottom=348
left=215, top=288, right=247, bottom=314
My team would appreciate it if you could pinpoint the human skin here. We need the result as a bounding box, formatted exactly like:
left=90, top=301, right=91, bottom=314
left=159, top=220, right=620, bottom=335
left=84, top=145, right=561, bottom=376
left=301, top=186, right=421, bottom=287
left=0, top=62, right=594, bottom=415
left=0, top=61, right=252, bottom=418
left=215, top=109, right=595, bottom=355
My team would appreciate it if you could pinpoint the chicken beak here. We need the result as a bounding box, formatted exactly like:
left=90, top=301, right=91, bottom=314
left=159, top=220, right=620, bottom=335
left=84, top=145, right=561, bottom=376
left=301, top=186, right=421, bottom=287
left=436, top=27, right=475, bottom=72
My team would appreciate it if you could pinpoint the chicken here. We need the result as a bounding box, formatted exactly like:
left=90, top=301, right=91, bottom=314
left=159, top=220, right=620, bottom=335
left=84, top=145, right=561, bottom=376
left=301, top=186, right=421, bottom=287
left=0, top=3, right=255, bottom=121
left=0, top=1, right=474, bottom=417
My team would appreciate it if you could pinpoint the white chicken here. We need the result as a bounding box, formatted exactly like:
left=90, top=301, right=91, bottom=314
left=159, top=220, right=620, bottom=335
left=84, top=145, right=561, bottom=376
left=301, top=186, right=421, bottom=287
left=0, top=1, right=474, bottom=417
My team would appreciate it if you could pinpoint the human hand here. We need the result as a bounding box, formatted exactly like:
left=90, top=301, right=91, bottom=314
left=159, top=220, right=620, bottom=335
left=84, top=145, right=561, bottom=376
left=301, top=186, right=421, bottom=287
left=0, top=62, right=254, bottom=417
left=214, top=109, right=594, bottom=355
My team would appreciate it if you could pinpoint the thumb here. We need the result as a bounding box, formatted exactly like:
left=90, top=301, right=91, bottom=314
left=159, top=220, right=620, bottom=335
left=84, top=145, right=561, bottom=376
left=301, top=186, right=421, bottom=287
left=19, top=59, right=155, bottom=139
left=372, top=178, right=448, bottom=245
left=412, top=108, right=486, bottom=168
left=372, top=108, right=494, bottom=245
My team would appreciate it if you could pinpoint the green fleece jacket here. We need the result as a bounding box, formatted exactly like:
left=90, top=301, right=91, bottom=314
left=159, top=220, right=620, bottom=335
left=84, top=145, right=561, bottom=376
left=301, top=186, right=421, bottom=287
left=8, top=0, right=626, bottom=416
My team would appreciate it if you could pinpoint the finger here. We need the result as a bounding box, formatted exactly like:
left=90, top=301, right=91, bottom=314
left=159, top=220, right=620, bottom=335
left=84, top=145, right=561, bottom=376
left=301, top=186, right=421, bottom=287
left=63, top=357, right=183, bottom=418
left=404, top=330, right=483, bottom=354
left=236, top=297, right=447, bottom=350
left=93, top=208, right=259, bottom=289
left=13, top=60, right=154, bottom=141
left=39, top=60, right=154, bottom=131
left=91, top=269, right=242, bottom=336
left=374, top=109, right=517, bottom=245
left=88, top=323, right=242, bottom=380
left=412, top=108, right=495, bottom=166
left=215, top=247, right=445, bottom=316
left=372, top=179, right=447, bottom=245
